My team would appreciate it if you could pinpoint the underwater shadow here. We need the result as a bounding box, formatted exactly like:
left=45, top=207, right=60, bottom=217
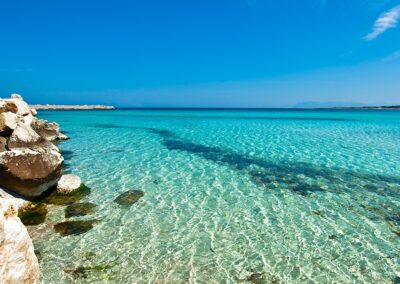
left=153, top=130, right=400, bottom=198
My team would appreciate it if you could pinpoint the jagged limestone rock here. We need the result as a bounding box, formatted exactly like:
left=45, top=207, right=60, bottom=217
left=0, top=198, right=40, bottom=283
left=0, top=112, right=18, bottom=136
left=7, top=123, right=43, bottom=149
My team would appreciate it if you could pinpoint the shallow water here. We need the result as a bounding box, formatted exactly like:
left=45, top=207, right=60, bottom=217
left=32, top=109, right=400, bottom=283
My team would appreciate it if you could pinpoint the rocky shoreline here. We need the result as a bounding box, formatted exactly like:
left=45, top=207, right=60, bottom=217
left=30, top=104, right=115, bottom=110
left=0, top=94, right=86, bottom=283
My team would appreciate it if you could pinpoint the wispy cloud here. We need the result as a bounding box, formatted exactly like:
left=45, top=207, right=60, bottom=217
left=382, top=50, right=400, bottom=61
left=365, top=5, right=400, bottom=40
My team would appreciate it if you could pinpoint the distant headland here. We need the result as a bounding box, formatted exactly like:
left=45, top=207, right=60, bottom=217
left=30, top=104, right=115, bottom=110
left=334, top=105, right=400, bottom=110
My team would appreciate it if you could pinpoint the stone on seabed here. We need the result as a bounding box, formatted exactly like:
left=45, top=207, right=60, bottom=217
left=56, top=174, right=83, bottom=194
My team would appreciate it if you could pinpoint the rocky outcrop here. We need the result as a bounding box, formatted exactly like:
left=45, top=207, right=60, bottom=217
left=31, top=120, right=68, bottom=142
left=0, top=94, right=87, bottom=284
left=0, top=94, right=67, bottom=198
left=0, top=198, right=40, bottom=284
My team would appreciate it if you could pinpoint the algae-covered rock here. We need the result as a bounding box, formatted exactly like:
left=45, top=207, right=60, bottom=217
left=18, top=203, right=48, bottom=226
left=64, top=263, right=113, bottom=280
left=114, top=190, right=144, bottom=206
left=43, top=184, right=91, bottom=206
left=65, top=202, right=96, bottom=218
left=56, top=174, right=82, bottom=194
left=54, top=220, right=99, bottom=236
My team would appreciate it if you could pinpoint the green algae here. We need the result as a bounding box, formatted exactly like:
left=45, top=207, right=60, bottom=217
left=246, top=272, right=264, bottom=284
left=43, top=184, right=91, bottom=205
left=18, top=203, right=48, bottom=226
left=54, top=219, right=99, bottom=236
left=65, top=202, right=96, bottom=218
left=114, top=190, right=144, bottom=206
left=64, top=264, right=112, bottom=279
left=64, top=257, right=118, bottom=281
left=80, top=251, right=96, bottom=260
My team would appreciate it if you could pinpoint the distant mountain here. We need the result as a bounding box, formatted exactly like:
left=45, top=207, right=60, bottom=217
left=291, top=101, right=368, bottom=108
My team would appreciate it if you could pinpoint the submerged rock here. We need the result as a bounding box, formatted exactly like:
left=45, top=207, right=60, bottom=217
left=0, top=198, right=40, bottom=283
left=43, top=184, right=91, bottom=206
left=18, top=203, right=48, bottom=226
left=54, top=220, right=99, bottom=236
left=247, top=272, right=264, bottom=284
left=56, top=174, right=83, bottom=194
left=0, top=147, right=64, bottom=198
left=64, top=263, right=113, bottom=279
left=114, top=190, right=145, bottom=206
left=65, top=202, right=96, bottom=218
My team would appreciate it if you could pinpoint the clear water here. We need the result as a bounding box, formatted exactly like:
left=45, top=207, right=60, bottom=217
left=31, top=109, right=400, bottom=283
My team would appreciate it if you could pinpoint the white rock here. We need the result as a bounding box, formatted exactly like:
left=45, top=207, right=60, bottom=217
left=0, top=198, right=40, bottom=284
left=56, top=174, right=83, bottom=194
left=0, top=187, right=30, bottom=211
left=30, top=109, right=37, bottom=116
left=0, top=112, right=19, bottom=136
left=7, top=123, right=42, bottom=149
left=0, top=101, right=7, bottom=113
left=22, top=114, right=35, bottom=126
left=4, top=98, right=30, bottom=116
left=10, top=94, right=23, bottom=100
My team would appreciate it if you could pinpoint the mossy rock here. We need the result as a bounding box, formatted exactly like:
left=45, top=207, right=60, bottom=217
left=54, top=219, right=99, bottom=236
left=80, top=251, right=96, bottom=260
left=18, top=203, right=48, bottom=226
left=65, top=202, right=96, bottom=218
left=64, top=263, right=113, bottom=279
left=114, top=190, right=144, bottom=206
left=43, top=184, right=91, bottom=205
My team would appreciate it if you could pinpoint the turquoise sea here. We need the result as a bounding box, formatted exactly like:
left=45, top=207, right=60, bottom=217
left=32, top=109, right=399, bottom=283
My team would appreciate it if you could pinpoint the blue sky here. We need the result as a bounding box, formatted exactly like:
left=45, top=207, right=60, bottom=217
left=0, top=0, right=399, bottom=107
